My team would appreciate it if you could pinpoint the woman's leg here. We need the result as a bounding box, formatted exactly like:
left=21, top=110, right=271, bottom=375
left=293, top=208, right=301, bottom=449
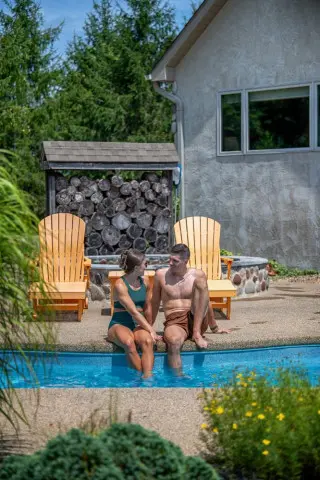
left=108, top=324, right=142, bottom=371
left=134, top=328, right=154, bottom=378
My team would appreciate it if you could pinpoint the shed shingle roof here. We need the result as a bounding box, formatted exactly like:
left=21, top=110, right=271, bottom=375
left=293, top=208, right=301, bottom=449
left=41, top=141, right=179, bottom=170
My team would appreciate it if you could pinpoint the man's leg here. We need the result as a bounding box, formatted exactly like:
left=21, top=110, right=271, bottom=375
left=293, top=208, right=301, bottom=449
left=134, top=328, right=154, bottom=378
left=163, top=325, right=187, bottom=374
left=191, top=274, right=209, bottom=348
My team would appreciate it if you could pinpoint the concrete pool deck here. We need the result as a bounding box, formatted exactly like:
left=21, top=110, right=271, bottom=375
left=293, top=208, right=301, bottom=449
left=1, top=278, right=319, bottom=457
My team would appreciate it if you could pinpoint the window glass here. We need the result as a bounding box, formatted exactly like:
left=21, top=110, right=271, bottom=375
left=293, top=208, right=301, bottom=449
left=249, top=87, right=309, bottom=150
left=221, top=93, right=241, bottom=152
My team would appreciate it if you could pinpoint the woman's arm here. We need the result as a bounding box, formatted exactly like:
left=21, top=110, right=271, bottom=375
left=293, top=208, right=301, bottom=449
left=114, top=279, right=160, bottom=341
left=143, top=277, right=153, bottom=325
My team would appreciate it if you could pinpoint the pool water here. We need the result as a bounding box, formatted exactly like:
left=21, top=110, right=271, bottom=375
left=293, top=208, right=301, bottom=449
left=1, top=345, right=319, bottom=388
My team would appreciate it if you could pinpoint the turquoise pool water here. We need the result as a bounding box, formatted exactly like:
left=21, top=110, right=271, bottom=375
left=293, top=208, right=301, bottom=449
left=1, top=345, right=319, bottom=388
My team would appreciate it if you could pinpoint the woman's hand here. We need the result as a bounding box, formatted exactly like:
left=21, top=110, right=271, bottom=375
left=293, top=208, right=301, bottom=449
left=149, top=328, right=162, bottom=343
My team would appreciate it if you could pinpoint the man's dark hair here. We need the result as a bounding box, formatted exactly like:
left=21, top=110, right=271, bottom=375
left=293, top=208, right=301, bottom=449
left=170, top=243, right=190, bottom=260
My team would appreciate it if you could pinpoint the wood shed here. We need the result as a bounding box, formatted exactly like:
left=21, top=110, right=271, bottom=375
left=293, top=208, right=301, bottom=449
left=40, top=141, right=179, bottom=255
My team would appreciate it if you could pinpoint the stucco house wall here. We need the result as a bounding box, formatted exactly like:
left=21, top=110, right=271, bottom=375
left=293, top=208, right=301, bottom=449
left=174, top=0, right=320, bottom=269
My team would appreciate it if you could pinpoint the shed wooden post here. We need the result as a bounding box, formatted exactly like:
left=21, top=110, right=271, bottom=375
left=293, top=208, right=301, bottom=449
left=46, top=172, right=56, bottom=215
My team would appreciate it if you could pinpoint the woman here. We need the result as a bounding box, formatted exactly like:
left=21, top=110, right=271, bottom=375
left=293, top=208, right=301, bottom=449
left=107, top=249, right=161, bottom=378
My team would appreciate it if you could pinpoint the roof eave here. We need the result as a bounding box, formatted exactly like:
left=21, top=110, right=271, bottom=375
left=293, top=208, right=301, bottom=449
left=150, top=0, right=228, bottom=82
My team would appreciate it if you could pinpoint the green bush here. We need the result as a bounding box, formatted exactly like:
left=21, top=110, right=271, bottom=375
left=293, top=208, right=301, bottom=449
left=200, top=368, right=320, bottom=479
left=0, top=424, right=218, bottom=480
left=268, top=259, right=318, bottom=277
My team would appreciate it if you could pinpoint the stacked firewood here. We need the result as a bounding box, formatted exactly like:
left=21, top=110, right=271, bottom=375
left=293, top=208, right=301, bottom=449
left=55, top=173, right=171, bottom=255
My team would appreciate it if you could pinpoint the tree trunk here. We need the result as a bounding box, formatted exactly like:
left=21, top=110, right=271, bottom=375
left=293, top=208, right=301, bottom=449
left=144, top=227, right=157, bottom=243
left=74, top=192, right=85, bottom=203
left=85, top=247, right=99, bottom=256
left=152, top=182, right=162, bottom=194
left=56, top=190, right=71, bottom=205
left=120, top=182, right=132, bottom=196
left=112, top=212, right=132, bottom=230
left=113, top=197, right=126, bottom=212
left=108, top=186, right=120, bottom=199
left=91, top=191, right=104, bottom=204
left=144, top=189, right=155, bottom=202
left=87, top=232, right=103, bottom=248
left=98, top=179, right=111, bottom=191
left=153, top=215, right=170, bottom=234
left=101, top=225, right=121, bottom=246
left=118, top=234, right=133, bottom=249
left=139, top=180, right=150, bottom=192
left=111, top=175, right=123, bottom=187
left=99, top=244, right=114, bottom=255
left=91, top=213, right=110, bottom=230
left=155, top=235, right=169, bottom=251
left=70, top=176, right=81, bottom=188
left=133, top=237, right=147, bottom=252
left=126, top=223, right=142, bottom=239
left=56, top=176, right=68, bottom=192
left=136, top=212, right=153, bottom=229
left=78, top=200, right=95, bottom=217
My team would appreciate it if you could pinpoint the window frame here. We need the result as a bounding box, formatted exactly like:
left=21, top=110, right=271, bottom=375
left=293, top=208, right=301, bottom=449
left=217, top=82, right=318, bottom=156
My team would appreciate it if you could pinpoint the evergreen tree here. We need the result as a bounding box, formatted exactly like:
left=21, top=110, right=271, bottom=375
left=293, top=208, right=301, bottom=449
left=0, top=0, right=62, bottom=215
left=54, top=0, right=177, bottom=142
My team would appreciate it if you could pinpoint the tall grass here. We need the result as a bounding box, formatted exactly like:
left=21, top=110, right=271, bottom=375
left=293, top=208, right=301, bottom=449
left=0, top=150, right=55, bottom=427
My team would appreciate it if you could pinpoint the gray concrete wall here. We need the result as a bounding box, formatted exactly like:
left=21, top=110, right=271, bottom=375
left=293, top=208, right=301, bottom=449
left=175, top=0, right=320, bottom=269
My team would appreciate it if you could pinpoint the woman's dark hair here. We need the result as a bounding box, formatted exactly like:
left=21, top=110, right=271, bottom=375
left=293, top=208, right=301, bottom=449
left=119, top=249, right=145, bottom=273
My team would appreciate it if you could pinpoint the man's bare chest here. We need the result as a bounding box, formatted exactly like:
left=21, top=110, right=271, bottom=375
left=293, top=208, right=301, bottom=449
left=162, top=274, right=195, bottom=300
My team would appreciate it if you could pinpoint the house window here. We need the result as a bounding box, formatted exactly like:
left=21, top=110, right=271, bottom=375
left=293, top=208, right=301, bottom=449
left=221, top=93, right=242, bottom=152
left=248, top=87, right=310, bottom=150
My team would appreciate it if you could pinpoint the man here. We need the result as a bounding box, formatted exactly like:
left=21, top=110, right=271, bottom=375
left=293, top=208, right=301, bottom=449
left=151, top=243, right=231, bottom=373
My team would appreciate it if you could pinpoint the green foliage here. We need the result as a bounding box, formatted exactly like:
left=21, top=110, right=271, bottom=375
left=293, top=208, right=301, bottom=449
left=201, top=369, right=320, bottom=479
left=269, top=259, right=318, bottom=277
left=52, top=0, right=176, bottom=144
left=220, top=249, right=233, bottom=257
left=0, top=150, right=55, bottom=426
left=0, top=0, right=63, bottom=216
left=0, top=424, right=218, bottom=479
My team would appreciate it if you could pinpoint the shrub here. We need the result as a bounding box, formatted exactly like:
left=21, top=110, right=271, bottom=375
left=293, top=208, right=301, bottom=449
left=200, top=368, right=320, bottom=479
left=0, top=424, right=218, bottom=479
left=268, top=259, right=318, bottom=277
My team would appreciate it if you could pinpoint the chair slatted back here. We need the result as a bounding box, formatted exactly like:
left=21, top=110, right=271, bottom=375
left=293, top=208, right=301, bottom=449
left=39, top=213, right=86, bottom=282
left=174, top=216, right=221, bottom=279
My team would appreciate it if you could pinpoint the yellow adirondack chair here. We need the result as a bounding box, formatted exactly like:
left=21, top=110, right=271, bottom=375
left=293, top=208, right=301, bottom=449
left=174, top=216, right=236, bottom=319
left=29, top=213, right=91, bottom=321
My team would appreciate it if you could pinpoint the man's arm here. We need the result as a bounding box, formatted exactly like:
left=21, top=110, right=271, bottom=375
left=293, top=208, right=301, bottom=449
left=151, top=270, right=162, bottom=325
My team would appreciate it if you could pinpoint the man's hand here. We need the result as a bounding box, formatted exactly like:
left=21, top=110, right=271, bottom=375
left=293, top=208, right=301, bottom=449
left=210, top=326, right=231, bottom=334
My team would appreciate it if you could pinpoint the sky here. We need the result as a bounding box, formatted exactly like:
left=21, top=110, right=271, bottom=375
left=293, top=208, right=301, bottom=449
left=36, top=0, right=195, bottom=56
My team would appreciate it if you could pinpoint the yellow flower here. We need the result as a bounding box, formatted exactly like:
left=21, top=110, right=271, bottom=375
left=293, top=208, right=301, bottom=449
left=201, top=423, right=208, bottom=429
left=262, top=450, right=269, bottom=456
left=298, top=397, right=304, bottom=402
left=241, top=382, right=248, bottom=387
left=277, top=413, right=285, bottom=421
left=318, top=410, right=320, bottom=415
left=216, top=406, right=224, bottom=415
left=236, top=373, right=243, bottom=379
left=203, top=407, right=209, bottom=411
left=212, top=427, right=219, bottom=433
left=232, top=423, right=238, bottom=430
left=265, top=406, right=273, bottom=412
left=251, top=402, right=257, bottom=407
left=262, top=439, right=271, bottom=446
left=250, top=371, right=256, bottom=377
left=258, top=414, right=266, bottom=420
left=245, top=411, right=253, bottom=417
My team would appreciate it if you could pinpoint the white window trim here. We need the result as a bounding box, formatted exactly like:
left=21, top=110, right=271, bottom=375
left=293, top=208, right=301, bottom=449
left=218, top=82, right=318, bottom=156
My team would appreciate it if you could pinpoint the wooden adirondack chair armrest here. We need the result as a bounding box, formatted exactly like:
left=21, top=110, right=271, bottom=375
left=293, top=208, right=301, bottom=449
left=84, top=257, right=92, bottom=268
left=221, top=257, right=234, bottom=279
left=84, top=257, right=91, bottom=289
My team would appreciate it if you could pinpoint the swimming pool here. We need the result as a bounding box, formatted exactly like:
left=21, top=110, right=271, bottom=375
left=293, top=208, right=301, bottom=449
left=1, top=344, right=319, bottom=388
